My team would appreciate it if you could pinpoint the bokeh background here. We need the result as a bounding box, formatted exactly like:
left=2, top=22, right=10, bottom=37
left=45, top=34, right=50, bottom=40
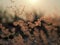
left=0, top=0, right=60, bottom=45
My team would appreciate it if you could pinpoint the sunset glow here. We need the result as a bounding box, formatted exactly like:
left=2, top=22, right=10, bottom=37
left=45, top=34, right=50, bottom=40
left=27, top=0, right=39, bottom=5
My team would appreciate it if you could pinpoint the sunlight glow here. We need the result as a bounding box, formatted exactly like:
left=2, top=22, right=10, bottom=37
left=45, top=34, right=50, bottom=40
left=28, top=0, right=39, bottom=5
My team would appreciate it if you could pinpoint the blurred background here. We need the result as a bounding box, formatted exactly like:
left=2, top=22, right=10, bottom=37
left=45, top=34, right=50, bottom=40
left=0, top=0, right=60, bottom=45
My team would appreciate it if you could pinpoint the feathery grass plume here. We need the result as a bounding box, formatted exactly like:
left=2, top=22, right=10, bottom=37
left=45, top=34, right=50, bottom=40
left=33, top=11, right=43, bottom=22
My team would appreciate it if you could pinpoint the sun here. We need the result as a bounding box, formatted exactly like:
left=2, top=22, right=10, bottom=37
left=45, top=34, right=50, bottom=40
left=28, top=0, right=39, bottom=5
left=29, top=0, right=38, bottom=4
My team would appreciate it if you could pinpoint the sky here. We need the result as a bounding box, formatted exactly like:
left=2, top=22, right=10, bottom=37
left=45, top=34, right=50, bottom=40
left=0, top=0, right=60, bottom=22
left=0, top=0, right=60, bottom=14
left=0, top=0, right=60, bottom=23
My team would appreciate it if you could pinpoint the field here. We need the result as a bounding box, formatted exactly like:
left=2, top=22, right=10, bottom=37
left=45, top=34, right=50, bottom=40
left=0, top=11, right=60, bottom=45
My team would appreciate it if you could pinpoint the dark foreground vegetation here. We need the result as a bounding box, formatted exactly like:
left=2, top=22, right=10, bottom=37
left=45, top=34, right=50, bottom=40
left=0, top=15, right=60, bottom=45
